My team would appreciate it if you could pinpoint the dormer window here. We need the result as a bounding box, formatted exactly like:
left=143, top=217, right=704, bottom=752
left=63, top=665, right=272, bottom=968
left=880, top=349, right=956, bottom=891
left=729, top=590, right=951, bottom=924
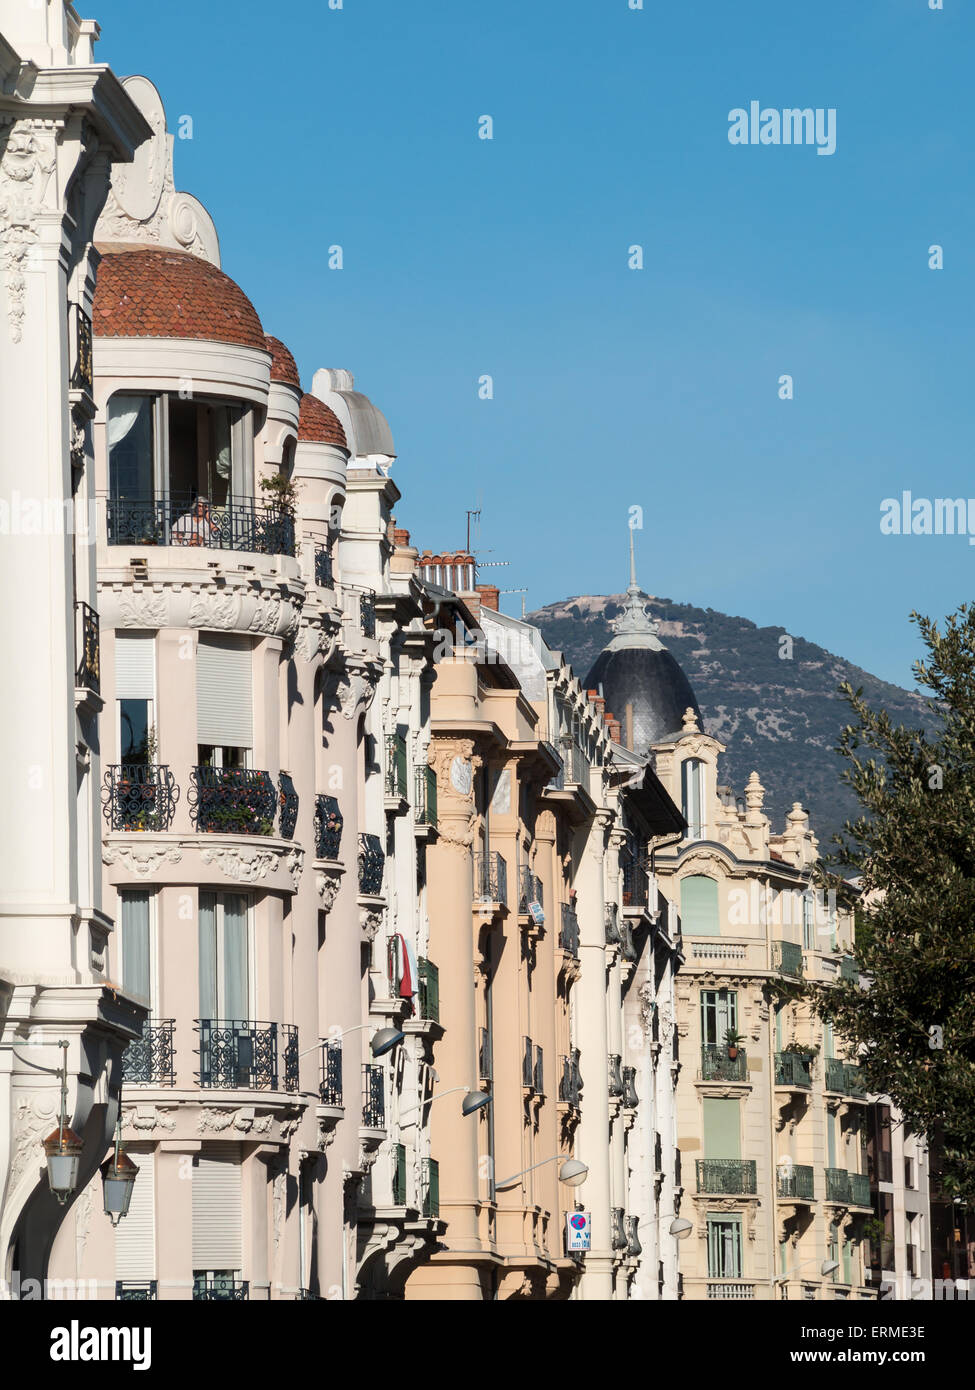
left=681, top=757, right=705, bottom=839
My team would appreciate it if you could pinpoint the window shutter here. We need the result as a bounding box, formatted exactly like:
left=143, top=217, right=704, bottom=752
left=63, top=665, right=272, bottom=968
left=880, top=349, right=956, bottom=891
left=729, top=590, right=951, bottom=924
left=115, top=1147, right=155, bottom=1281
left=703, top=1097, right=741, bottom=1160
left=192, top=1143, right=242, bottom=1269
left=680, top=875, right=719, bottom=935
left=196, top=636, right=252, bottom=747
left=115, top=634, right=155, bottom=700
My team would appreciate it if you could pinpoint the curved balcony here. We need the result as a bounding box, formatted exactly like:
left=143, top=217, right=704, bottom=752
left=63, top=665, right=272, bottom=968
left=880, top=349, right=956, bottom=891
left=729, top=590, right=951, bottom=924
left=314, top=541, right=334, bottom=588
left=775, top=1050, right=812, bottom=1089
left=277, top=773, right=299, bottom=840
left=701, top=1045, right=747, bottom=1082
left=190, top=767, right=277, bottom=836
left=474, top=851, right=507, bottom=907
left=107, top=495, right=295, bottom=557
left=559, top=903, right=580, bottom=955
left=358, top=832, right=385, bottom=895
left=773, top=940, right=804, bottom=980
left=122, top=1019, right=176, bottom=1086
left=319, top=1041, right=343, bottom=1107
left=559, top=1049, right=582, bottom=1108
left=103, top=764, right=179, bottom=832
left=314, top=794, right=343, bottom=860
left=777, top=1164, right=814, bottom=1201
left=197, top=1019, right=298, bottom=1092
left=362, top=1062, right=385, bottom=1129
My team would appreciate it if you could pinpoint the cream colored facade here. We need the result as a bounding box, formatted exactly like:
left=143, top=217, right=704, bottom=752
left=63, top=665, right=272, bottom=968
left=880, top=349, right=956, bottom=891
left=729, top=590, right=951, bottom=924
left=402, top=584, right=686, bottom=1299
left=652, top=708, right=877, bottom=1300
left=0, top=0, right=150, bottom=1292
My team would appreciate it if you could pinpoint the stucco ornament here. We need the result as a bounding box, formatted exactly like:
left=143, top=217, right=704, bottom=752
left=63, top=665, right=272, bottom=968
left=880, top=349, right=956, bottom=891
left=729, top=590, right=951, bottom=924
left=95, top=76, right=220, bottom=266
left=0, top=118, right=59, bottom=342
left=197, top=1107, right=273, bottom=1135
left=360, top=909, right=383, bottom=942
left=9, top=1091, right=58, bottom=1193
left=122, top=1105, right=176, bottom=1133
left=317, top=873, right=341, bottom=912
left=200, top=845, right=275, bottom=883
left=116, top=591, right=168, bottom=629
left=102, top=843, right=183, bottom=876
left=285, top=847, right=304, bottom=891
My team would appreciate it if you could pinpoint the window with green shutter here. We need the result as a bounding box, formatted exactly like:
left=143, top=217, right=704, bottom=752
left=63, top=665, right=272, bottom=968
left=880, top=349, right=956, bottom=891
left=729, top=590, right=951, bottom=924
left=680, top=874, right=719, bottom=935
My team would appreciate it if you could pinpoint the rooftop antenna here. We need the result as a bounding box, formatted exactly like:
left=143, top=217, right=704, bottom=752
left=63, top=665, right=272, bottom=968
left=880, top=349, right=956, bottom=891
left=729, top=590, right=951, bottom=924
left=499, top=586, right=527, bottom=618
left=628, top=525, right=638, bottom=591
left=466, top=508, right=481, bottom=554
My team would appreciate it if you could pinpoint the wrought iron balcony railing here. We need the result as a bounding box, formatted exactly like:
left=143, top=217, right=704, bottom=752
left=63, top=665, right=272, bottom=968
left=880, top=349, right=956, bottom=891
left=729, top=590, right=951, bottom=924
left=414, top=764, right=438, bottom=826
left=193, top=1277, right=249, bottom=1301
left=522, top=1036, right=534, bottom=1089
left=278, top=773, right=299, bottom=839
left=75, top=600, right=100, bottom=693
left=825, top=1168, right=852, bottom=1203
left=197, top=1020, right=297, bottom=1092
left=850, top=1172, right=871, bottom=1206
left=696, top=1159, right=758, bottom=1195
left=621, top=853, right=648, bottom=908
left=611, top=1207, right=627, bottom=1250
left=559, top=1049, right=582, bottom=1107
left=362, top=1062, right=385, bottom=1128
left=417, top=957, right=440, bottom=1023
left=622, top=1064, right=638, bottom=1108
left=559, top=903, right=580, bottom=955
left=518, top=864, right=543, bottom=913
left=775, top=1051, right=812, bottom=1088
left=605, top=901, right=621, bottom=945
left=116, top=1281, right=157, bottom=1301
left=654, top=1131, right=663, bottom=1174
left=533, top=1044, right=544, bottom=1096
left=474, top=851, right=507, bottom=906
left=421, top=1158, right=440, bottom=1218
left=626, top=1215, right=642, bottom=1256
left=107, top=495, right=295, bottom=556
left=344, top=584, right=377, bottom=639
left=358, top=832, right=385, bottom=895
left=320, top=1040, right=342, bottom=1106
left=564, top=742, right=589, bottom=786
left=103, top=763, right=179, bottom=832
left=701, top=1045, right=748, bottom=1082
left=190, top=766, right=277, bottom=836
left=123, top=1019, right=176, bottom=1086
left=314, top=541, right=334, bottom=588
left=773, top=940, right=804, bottom=979
left=825, top=1057, right=847, bottom=1093
left=392, top=1142, right=407, bottom=1205
left=777, top=1164, right=815, bottom=1200
left=314, top=794, right=343, bottom=860
left=608, top=1053, right=624, bottom=1097
left=385, top=732, right=408, bottom=797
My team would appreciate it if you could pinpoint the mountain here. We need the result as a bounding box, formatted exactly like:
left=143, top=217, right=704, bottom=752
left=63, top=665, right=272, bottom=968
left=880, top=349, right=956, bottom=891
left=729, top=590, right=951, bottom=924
left=528, top=593, right=933, bottom=853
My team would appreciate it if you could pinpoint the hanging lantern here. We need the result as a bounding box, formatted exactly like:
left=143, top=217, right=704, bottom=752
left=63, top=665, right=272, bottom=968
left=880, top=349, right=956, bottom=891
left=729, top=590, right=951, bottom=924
left=101, top=1147, right=140, bottom=1225
left=42, top=1126, right=84, bottom=1205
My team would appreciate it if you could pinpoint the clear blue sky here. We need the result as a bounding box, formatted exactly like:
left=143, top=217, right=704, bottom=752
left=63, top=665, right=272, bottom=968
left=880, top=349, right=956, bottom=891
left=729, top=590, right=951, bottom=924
left=91, top=0, right=974, bottom=690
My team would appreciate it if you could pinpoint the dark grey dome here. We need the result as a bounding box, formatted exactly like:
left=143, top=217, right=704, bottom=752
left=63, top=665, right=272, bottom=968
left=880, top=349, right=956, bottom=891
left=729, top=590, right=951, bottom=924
left=585, top=642, right=701, bottom=751
left=584, top=538, right=702, bottom=752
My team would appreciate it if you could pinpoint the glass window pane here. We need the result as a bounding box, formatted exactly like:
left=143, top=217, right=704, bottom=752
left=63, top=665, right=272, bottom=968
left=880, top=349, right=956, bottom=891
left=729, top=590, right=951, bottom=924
left=108, top=396, right=154, bottom=500
left=222, top=894, right=248, bottom=1021
left=120, top=698, right=150, bottom=762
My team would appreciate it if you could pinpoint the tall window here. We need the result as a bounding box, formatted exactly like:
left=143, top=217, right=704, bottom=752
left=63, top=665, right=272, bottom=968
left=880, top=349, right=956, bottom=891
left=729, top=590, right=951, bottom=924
left=115, top=633, right=155, bottom=763
left=107, top=391, right=252, bottom=506
left=196, top=635, right=253, bottom=767
left=707, top=1215, right=742, bottom=1278
left=802, top=891, right=815, bottom=949
left=700, top=989, right=738, bottom=1047
left=198, top=893, right=250, bottom=1021
left=681, top=758, right=705, bottom=839
left=680, top=874, right=719, bottom=935
left=108, top=395, right=154, bottom=501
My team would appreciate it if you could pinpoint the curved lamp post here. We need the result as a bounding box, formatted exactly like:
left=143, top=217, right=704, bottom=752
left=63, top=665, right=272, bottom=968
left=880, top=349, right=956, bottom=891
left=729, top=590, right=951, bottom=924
left=495, top=1156, right=588, bottom=1190
left=399, top=1084, right=492, bottom=1119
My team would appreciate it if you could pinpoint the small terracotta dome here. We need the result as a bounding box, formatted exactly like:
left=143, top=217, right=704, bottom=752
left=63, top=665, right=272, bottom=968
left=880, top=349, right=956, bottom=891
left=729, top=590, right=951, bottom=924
left=265, top=334, right=301, bottom=388
left=93, top=247, right=265, bottom=351
left=298, top=392, right=347, bottom=449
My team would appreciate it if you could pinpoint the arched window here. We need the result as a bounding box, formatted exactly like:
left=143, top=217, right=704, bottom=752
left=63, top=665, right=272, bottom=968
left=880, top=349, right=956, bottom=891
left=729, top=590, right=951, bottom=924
left=681, top=758, right=705, bottom=839
left=680, top=874, right=719, bottom=936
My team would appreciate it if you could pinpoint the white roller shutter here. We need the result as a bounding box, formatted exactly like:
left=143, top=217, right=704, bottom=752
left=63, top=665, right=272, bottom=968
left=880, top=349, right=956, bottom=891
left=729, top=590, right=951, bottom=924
left=115, top=1147, right=155, bottom=1280
left=196, top=636, right=253, bottom=747
left=115, top=634, right=155, bottom=700
left=192, top=1143, right=242, bottom=1269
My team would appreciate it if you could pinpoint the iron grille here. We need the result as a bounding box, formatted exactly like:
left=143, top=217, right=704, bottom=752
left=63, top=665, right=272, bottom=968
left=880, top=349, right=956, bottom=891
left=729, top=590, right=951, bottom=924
left=314, top=794, right=343, bottom=859
left=75, top=600, right=100, bottom=692
left=198, top=1019, right=292, bottom=1091
left=358, top=832, right=385, bottom=894
left=362, top=1063, right=385, bottom=1128
left=107, top=495, right=295, bottom=556
left=320, top=1041, right=343, bottom=1106
left=123, top=1019, right=176, bottom=1086
left=103, top=763, right=179, bottom=832
left=190, top=766, right=277, bottom=836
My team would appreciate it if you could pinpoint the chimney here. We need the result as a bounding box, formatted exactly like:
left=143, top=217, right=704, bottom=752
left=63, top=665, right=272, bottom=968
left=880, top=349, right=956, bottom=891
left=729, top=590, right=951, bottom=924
left=476, top=584, right=500, bottom=612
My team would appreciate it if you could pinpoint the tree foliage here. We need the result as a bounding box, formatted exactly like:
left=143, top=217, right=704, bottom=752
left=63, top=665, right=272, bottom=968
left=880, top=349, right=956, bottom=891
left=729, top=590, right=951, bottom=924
left=812, top=605, right=975, bottom=1199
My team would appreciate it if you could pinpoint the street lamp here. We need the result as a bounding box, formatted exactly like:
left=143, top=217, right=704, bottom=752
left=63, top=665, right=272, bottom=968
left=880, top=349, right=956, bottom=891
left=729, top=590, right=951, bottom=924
left=298, top=1022, right=405, bottom=1063
left=773, top=1258, right=840, bottom=1285
left=495, top=1156, right=589, bottom=1189
left=399, top=1084, right=492, bottom=1119
left=101, top=1104, right=139, bottom=1226
left=42, top=1040, right=83, bottom=1205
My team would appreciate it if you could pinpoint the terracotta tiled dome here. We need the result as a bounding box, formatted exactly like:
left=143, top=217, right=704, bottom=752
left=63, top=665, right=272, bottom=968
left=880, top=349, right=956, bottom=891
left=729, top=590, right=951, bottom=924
left=298, top=392, right=347, bottom=449
left=265, top=334, right=301, bottom=388
left=93, top=247, right=265, bottom=351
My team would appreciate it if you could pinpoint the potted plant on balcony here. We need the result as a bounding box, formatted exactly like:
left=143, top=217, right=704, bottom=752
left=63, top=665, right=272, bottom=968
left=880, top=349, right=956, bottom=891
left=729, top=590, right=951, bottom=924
left=724, top=1028, right=743, bottom=1061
